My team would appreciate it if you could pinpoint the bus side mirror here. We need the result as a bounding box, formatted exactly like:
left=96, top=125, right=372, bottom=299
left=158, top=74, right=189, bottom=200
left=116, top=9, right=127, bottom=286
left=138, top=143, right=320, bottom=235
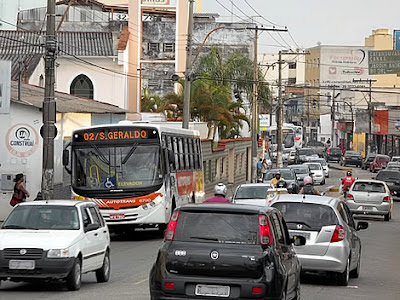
left=62, top=149, right=69, bottom=166
left=168, top=150, right=175, bottom=164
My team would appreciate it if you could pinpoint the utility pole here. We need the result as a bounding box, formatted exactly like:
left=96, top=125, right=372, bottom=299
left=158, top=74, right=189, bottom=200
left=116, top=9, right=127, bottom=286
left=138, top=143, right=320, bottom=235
left=251, top=25, right=259, bottom=182
left=331, top=86, right=335, bottom=147
left=182, top=0, right=195, bottom=129
left=353, top=78, right=376, bottom=155
left=42, top=0, right=57, bottom=200
left=276, top=51, right=284, bottom=168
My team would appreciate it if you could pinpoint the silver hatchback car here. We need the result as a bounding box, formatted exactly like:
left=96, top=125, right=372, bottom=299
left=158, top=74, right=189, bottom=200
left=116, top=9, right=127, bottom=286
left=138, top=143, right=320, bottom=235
left=271, top=195, right=368, bottom=286
left=345, top=179, right=393, bottom=221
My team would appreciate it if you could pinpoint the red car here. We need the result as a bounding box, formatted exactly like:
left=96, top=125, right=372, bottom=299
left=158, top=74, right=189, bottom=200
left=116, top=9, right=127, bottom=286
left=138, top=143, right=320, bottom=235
left=370, top=154, right=390, bottom=173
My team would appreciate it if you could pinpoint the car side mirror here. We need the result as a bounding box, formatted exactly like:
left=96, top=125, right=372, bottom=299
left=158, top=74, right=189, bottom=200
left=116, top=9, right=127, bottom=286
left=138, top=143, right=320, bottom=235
left=356, top=221, right=368, bottom=231
left=84, top=223, right=100, bottom=232
left=291, top=235, right=306, bottom=246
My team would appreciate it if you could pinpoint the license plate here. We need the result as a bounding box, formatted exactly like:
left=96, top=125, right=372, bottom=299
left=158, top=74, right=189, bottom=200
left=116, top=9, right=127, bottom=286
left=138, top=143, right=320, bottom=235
left=9, top=260, right=35, bottom=270
left=363, top=206, right=373, bottom=210
left=289, top=231, right=310, bottom=240
left=110, top=214, right=125, bottom=220
left=195, top=284, right=230, bottom=297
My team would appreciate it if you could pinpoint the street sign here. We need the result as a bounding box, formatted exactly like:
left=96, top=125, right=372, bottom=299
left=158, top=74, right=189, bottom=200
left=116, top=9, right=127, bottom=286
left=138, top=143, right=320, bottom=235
left=368, top=50, right=400, bottom=75
left=394, top=30, right=400, bottom=50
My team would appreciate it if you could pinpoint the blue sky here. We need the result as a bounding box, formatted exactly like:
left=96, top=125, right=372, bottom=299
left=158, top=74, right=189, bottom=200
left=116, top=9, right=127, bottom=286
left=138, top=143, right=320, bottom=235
left=202, top=0, right=400, bottom=53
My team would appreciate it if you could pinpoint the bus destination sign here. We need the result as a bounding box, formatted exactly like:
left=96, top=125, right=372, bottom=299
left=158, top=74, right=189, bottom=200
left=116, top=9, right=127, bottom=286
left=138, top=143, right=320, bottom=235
left=73, top=127, right=158, bottom=142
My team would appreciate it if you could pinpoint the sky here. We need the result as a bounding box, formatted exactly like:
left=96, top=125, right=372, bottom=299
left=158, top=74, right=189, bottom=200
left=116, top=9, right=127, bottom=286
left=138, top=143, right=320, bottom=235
left=202, top=0, right=400, bottom=53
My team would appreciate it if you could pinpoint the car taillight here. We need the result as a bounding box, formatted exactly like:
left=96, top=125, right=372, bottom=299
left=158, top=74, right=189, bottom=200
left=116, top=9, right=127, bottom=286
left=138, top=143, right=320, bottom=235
left=331, top=225, right=346, bottom=243
left=346, top=194, right=354, bottom=200
left=383, top=196, right=390, bottom=202
left=345, top=156, right=350, bottom=159
left=165, top=282, right=175, bottom=289
left=328, top=149, right=331, bottom=154
left=165, top=211, right=180, bottom=241
left=252, top=287, right=263, bottom=294
left=259, top=215, right=273, bottom=246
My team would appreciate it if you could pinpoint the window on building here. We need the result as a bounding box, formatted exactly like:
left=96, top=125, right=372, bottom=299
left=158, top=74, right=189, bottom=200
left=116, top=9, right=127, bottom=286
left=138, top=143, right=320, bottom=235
left=147, top=79, right=159, bottom=87
left=39, top=75, right=44, bottom=88
left=163, top=43, right=175, bottom=52
left=288, top=62, right=296, bottom=69
left=148, top=42, right=159, bottom=52
left=288, top=78, right=296, bottom=85
left=70, top=74, right=94, bottom=99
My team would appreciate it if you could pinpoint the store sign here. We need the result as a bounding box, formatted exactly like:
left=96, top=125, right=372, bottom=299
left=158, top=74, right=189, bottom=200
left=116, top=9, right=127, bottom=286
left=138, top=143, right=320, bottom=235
left=142, top=0, right=170, bottom=5
left=6, top=124, right=39, bottom=157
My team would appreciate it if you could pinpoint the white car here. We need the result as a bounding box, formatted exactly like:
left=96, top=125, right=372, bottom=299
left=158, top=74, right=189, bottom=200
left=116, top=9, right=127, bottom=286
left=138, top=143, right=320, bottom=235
left=232, top=183, right=272, bottom=206
left=304, top=162, right=326, bottom=185
left=309, top=158, right=330, bottom=178
left=0, top=200, right=111, bottom=291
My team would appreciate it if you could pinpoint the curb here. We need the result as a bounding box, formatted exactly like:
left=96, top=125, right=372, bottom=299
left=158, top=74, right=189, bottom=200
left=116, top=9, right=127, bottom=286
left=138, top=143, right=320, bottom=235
left=329, top=165, right=353, bottom=171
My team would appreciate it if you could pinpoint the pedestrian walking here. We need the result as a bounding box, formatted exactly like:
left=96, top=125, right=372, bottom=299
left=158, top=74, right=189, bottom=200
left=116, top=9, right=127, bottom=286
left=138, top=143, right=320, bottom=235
left=10, top=173, right=29, bottom=207
left=256, top=158, right=263, bottom=180
left=261, top=159, right=268, bottom=181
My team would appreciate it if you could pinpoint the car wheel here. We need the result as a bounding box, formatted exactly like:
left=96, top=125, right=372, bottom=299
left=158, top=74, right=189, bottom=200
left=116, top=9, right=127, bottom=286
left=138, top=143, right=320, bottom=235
left=96, top=250, right=111, bottom=283
left=384, top=212, right=391, bottom=221
left=66, top=258, right=82, bottom=291
left=350, top=251, right=361, bottom=278
left=337, top=257, right=350, bottom=286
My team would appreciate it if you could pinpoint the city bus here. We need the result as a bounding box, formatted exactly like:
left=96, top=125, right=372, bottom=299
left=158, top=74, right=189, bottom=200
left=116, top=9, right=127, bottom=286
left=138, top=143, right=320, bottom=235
left=263, top=123, right=303, bottom=150
left=63, top=121, right=204, bottom=234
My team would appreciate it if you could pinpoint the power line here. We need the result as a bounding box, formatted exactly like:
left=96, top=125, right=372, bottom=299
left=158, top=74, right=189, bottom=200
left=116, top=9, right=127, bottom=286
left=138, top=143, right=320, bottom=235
left=242, top=0, right=282, bottom=27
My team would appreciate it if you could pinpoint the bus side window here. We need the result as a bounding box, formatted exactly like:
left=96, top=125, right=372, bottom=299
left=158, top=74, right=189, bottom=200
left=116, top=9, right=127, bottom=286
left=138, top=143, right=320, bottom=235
left=173, top=136, right=180, bottom=170
left=178, top=138, right=184, bottom=170
left=183, top=137, right=189, bottom=170
left=189, top=138, right=194, bottom=170
left=196, top=138, right=202, bottom=170
left=162, top=135, right=170, bottom=173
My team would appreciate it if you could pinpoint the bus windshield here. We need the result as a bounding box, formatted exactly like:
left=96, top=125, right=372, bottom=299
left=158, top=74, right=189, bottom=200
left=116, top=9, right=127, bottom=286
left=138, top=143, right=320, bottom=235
left=73, top=144, right=163, bottom=190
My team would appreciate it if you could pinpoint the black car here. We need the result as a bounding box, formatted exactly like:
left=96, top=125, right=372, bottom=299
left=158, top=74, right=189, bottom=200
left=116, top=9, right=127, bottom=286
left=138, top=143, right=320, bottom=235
left=288, top=164, right=311, bottom=187
left=361, top=153, right=377, bottom=170
left=305, top=140, right=326, bottom=157
left=150, top=204, right=306, bottom=300
left=340, top=151, right=362, bottom=167
left=264, top=168, right=300, bottom=193
left=325, top=147, right=342, bottom=162
left=375, top=170, right=400, bottom=201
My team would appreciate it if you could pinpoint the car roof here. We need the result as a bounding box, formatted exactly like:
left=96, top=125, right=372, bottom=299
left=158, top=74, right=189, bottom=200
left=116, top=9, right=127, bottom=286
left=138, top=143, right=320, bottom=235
left=303, top=162, right=322, bottom=165
left=179, top=203, right=274, bottom=214
left=376, top=154, right=390, bottom=158
left=237, top=183, right=272, bottom=188
left=288, top=164, right=308, bottom=168
left=353, top=179, right=387, bottom=185
left=18, top=200, right=91, bottom=207
left=271, top=194, right=340, bottom=207
left=267, top=168, right=293, bottom=173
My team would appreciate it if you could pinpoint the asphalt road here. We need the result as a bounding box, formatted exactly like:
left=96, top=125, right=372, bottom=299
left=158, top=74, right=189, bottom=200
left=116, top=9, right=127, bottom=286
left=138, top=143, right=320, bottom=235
left=1, top=164, right=400, bottom=299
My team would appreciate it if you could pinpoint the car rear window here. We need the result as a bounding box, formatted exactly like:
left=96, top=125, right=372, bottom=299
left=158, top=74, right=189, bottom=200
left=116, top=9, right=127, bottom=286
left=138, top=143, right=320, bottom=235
left=291, top=167, right=308, bottom=174
left=272, top=202, right=338, bottom=231
left=352, top=182, right=386, bottom=193
left=306, top=163, right=321, bottom=170
left=174, top=212, right=259, bottom=245
left=377, top=156, right=390, bottom=162
left=376, top=171, right=400, bottom=181
left=392, top=157, right=400, bottom=162
left=266, top=170, right=295, bottom=180
left=235, top=186, right=269, bottom=199
left=299, top=149, right=316, bottom=156
left=330, top=148, right=341, bottom=154
left=346, top=151, right=361, bottom=156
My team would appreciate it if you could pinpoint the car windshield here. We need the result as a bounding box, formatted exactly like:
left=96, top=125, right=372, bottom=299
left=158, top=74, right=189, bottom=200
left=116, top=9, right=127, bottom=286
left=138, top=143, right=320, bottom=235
left=174, top=212, right=259, bottom=245
left=272, top=202, right=338, bottom=231
left=307, top=141, right=324, bottom=147
left=306, top=163, right=321, bottom=170
left=367, top=156, right=376, bottom=162
left=299, top=149, right=316, bottom=156
left=376, top=171, right=400, bottom=181
left=392, top=157, right=400, bottom=162
left=352, top=182, right=386, bottom=193
left=234, top=186, right=269, bottom=200
left=329, top=148, right=341, bottom=154
left=346, top=151, right=361, bottom=156
left=377, top=156, right=390, bottom=162
left=310, top=159, right=326, bottom=166
left=387, top=165, right=400, bottom=171
left=291, top=167, right=309, bottom=174
left=73, top=144, right=163, bottom=190
left=2, top=205, right=80, bottom=230
left=265, top=169, right=295, bottom=180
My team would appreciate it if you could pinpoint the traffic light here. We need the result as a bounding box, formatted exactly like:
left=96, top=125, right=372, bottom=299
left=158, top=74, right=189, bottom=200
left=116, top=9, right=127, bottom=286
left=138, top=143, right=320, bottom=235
left=312, top=99, right=317, bottom=109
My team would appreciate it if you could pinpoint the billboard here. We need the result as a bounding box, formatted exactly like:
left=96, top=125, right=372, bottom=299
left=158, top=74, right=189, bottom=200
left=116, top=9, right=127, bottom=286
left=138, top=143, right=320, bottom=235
left=320, top=46, right=373, bottom=89
left=394, top=30, right=400, bottom=50
left=388, top=110, right=400, bottom=135
left=369, top=50, right=400, bottom=75
left=0, top=60, right=11, bottom=114
left=142, top=0, right=171, bottom=4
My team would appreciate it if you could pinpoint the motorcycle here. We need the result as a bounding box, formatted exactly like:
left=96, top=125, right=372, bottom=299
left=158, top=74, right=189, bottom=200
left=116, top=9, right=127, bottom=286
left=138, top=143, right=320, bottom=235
left=342, top=185, right=350, bottom=198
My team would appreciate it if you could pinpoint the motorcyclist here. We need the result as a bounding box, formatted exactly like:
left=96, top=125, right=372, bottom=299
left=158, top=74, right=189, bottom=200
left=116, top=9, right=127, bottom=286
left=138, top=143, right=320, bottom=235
left=270, top=171, right=285, bottom=188
left=300, top=176, right=321, bottom=195
left=342, top=171, right=356, bottom=196
left=204, top=183, right=231, bottom=203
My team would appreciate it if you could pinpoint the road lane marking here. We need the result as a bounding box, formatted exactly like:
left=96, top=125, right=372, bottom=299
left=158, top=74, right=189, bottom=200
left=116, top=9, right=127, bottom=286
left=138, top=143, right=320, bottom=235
left=133, top=278, right=149, bottom=285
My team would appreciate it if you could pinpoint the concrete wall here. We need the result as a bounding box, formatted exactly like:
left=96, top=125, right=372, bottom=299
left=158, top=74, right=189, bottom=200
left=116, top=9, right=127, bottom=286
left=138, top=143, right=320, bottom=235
left=0, top=0, right=46, bottom=30
left=30, top=57, right=126, bottom=109
left=201, top=138, right=264, bottom=199
left=0, top=102, right=63, bottom=221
